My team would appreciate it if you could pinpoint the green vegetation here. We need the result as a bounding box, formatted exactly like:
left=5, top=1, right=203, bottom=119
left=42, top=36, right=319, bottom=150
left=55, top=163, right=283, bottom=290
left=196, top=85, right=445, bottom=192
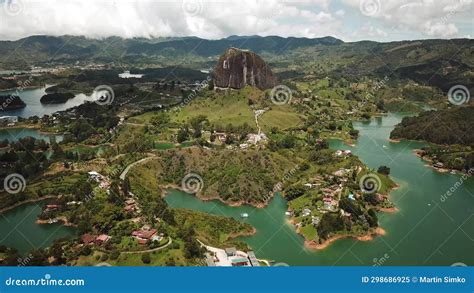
left=391, top=106, right=474, bottom=145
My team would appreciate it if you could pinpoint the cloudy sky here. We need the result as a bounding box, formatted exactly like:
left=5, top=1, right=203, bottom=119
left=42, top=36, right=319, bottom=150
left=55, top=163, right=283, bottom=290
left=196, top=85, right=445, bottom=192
left=0, top=0, right=472, bottom=41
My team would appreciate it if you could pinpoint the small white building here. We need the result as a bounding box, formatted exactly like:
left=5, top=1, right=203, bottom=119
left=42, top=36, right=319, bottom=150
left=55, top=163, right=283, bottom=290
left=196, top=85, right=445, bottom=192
left=302, top=208, right=311, bottom=217
left=88, top=171, right=103, bottom=182
left=0, top=116, right=18, bottom=124
left=118, top=70, right=144, bottom=79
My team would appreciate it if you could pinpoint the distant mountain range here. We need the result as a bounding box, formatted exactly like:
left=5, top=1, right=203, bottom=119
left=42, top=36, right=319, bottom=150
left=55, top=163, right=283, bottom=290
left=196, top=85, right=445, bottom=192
left=0, top=35, right=342, bottom=68
left=0, top=35, right=472, bottom=94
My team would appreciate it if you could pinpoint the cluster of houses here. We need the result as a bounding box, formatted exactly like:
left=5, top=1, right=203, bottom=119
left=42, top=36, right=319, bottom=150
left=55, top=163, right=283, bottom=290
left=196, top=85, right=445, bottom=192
left=292, top=165, right=363, bottom=229
left=131, top=225, right=163, bottom=245
left=205, top=130, right=268, bottom=150
left=239, top=133, right=268, bottom=150
left=124, top=197, right=140, bottom=213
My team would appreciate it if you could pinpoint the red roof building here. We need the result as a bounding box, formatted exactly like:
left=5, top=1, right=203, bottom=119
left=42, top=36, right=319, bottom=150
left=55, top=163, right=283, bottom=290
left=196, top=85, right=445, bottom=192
left=81, top=234, right=95, bottom=245
left=95, top=234, right=111, bottom=245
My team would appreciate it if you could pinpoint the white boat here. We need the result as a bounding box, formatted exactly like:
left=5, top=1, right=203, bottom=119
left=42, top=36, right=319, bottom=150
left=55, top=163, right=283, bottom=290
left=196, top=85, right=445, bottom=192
left=450, top=170, right=456, bottom=174
left=240, top=213, right=249, bottom=218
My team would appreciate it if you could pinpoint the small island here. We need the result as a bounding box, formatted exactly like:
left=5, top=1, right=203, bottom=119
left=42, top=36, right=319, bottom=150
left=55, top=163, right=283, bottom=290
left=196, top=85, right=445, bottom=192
left=40, top=93, right=75, bottom=104
left=0, top=95, right=26, bottom=111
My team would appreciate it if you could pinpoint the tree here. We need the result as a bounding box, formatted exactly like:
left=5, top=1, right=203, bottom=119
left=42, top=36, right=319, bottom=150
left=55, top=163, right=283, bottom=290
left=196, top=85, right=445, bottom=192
left=285, top=184, right=306, bottom=200
left=177, top=128, right=190, bottom=143
left=150, top=112, right=170, bottom=129
left=377, top=166, right=390, bottom=175
left=141, top=252, right=151, bottom=264
left=121, top=178, right=131, bottom=195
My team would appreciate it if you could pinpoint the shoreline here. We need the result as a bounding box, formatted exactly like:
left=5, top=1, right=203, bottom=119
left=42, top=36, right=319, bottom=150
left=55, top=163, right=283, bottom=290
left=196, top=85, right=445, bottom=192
left=162, top=184, right=270, bottom=209
left=0, top=124, right=65, bottom=136
left=377, top=206, right=399, bottom=213
left=0, top=85, right=45, bottom=92
left=36, top=216, right=77, bottom=227
left=413, top=149, right=461, bottom=174
left=228, top=227, right=257, bottom=240
left=0, top=195, right=58, bottom=214
left=304, top=227, right=386, bottom=250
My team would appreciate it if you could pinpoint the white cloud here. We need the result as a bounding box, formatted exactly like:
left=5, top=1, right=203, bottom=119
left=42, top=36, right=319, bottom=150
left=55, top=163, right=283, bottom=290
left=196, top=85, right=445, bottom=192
left=0, top=0, right=471, bottom=41
left=335, top=9, right=346, bottom=16
left=342, top=0, right=473, bottom=38
left=352, top=24, right=388, bottom=38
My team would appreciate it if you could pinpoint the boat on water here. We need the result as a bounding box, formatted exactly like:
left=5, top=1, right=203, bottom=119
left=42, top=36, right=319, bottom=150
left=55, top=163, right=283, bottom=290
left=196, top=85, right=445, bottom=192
left=450, top=170, right=456, bottom=174
left=240, top=213, right=249, bottom=218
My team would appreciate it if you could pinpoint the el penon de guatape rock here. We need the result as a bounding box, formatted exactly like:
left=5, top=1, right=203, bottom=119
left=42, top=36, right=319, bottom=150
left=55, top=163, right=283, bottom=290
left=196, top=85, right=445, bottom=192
left=213, top=47, right=278, bottom=90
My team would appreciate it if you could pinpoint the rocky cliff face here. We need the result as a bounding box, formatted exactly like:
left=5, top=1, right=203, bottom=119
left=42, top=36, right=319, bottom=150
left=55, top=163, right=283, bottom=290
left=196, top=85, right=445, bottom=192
left=213, top=48, right=278, bottom=90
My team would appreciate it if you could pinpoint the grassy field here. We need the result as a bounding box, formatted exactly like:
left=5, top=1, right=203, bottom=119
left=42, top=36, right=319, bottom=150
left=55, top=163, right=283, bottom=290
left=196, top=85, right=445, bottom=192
left=259, top=106, right=302, bottom=131
left=172, top=89, right=255, bottom=128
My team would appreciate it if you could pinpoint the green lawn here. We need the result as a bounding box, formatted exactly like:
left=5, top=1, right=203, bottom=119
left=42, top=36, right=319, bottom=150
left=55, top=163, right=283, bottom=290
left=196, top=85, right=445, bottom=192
left=172, top=90, right=255, bottom=128
left=300, top=224, right=317, bottom=240
left=259, top=106, right=302, bottom=131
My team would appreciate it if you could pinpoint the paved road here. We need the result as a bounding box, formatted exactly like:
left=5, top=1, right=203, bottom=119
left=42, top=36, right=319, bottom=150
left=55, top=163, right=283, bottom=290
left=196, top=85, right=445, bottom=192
left=119, top=156, right=155, bottom=180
